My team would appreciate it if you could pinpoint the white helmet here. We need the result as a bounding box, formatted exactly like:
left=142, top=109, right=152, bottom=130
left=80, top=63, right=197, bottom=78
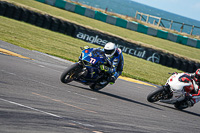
left=104, top=42, right=116, bottom=58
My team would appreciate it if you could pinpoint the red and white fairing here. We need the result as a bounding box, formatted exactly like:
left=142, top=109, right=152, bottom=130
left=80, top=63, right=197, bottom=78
left=162, top=73, right=194, bottom=103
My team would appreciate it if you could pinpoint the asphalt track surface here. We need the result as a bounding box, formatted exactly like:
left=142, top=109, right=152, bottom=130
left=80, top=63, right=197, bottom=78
left=1, top=40, right=200, bottom=133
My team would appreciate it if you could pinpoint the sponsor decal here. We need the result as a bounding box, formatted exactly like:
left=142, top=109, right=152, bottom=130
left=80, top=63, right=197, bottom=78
left=76, top=32, right=108, bottom=46
left=147, top=53, right=160, bottom=63
left=75, top=30, right=160, bottom=63
left=116, top=44, right=146, bottom=59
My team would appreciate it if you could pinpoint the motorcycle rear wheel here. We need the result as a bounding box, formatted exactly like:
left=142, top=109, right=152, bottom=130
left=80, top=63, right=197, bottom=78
left=174, top=101, right=188, bottom=110
left=89, top=81, right=109, bottom=91
left=147, top=87, right=165, bottom=102
left=60, top=63, right=80, bottom=84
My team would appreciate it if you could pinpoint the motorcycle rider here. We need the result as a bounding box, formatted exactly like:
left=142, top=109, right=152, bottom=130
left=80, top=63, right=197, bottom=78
left=173, top=69, right=200, bottom=107
left=100, top=42, right=124, bottom=84
left=187, top=68, right=200, bottom=106
left=83, top=42, right=124, bottom=84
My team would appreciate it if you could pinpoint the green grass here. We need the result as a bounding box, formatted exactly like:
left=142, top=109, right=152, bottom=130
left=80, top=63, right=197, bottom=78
left=1, top=0, right=198, bottom=85
left=0, top=16, right=183, bottom=85
left=6, top=0, right=200, bottom=63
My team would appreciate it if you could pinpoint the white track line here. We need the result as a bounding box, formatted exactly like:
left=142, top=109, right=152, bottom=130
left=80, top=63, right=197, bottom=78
left=0, top=98, right=62, bottom=118
left=1, top=69, right=98, bottom=101
left=0, top=98, right=96, bottom=128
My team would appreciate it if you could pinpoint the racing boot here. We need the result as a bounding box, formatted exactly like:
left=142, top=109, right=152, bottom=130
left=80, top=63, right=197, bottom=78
left=109, top=76, right=116, bottom=85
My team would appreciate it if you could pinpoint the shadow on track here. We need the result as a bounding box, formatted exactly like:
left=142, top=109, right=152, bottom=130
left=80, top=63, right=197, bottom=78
left=154, top=103, right=200, bottom=117
left=68, top=84, right=162, bottom=111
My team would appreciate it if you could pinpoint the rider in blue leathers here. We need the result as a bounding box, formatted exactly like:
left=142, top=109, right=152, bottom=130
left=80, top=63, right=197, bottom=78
left=83, top=42, right=124, bottom=84
left=100, top=42, right=124, bottom=84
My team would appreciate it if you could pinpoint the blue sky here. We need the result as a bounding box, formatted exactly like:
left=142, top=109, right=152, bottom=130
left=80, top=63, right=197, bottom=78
left=132, top=0, right=200, bottom=21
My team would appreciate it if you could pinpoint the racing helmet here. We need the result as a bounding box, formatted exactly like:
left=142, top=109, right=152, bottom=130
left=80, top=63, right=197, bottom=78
left=194, top=68, right=200, bottom=82
left=104, top=42, right=116, bottom=58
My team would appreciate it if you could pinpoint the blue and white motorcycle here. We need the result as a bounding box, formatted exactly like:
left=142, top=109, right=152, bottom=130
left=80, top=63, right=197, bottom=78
left=60, top=47, right=111, bottom=91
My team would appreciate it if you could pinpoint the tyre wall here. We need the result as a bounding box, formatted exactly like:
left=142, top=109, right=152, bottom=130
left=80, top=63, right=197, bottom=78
left=35, top=0, right=200, bottom=49
left=0, top=1, right=200, bottom=72
left=74, top=26, right=160, bottom=63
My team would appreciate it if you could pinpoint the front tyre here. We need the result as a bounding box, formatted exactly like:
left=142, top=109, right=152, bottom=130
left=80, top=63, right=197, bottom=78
left=147, top=87, right=165, bottom=102
left=60, top=63, right=80, bottom=84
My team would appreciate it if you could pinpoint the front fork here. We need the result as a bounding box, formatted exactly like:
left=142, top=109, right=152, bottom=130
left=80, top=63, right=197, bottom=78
left=77, top=67, right=88, bottom=77
left=163, top=84, right=173, bottom=99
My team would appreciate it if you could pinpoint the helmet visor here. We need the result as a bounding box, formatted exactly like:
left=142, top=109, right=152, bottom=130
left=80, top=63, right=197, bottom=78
left=105, top=49, right=115, bottom=55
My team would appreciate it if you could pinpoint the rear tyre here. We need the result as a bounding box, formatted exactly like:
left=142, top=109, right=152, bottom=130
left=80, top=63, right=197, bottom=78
left=147, top=87, right=165, bottom=102
left=174, top=101, right=188, bottom=110
left=60, top=63, right=80, bottom=84
left=90, top=81, right=109, bottom=91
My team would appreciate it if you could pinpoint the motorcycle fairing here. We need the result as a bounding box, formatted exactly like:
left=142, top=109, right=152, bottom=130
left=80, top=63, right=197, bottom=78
left=161, top=73, right=193, bottom=103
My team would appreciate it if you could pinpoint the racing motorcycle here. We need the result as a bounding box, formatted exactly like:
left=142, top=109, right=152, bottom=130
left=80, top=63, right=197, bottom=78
left=147, top=73, right=195, bottom=110
left=60, top=47, right=111, bottom=91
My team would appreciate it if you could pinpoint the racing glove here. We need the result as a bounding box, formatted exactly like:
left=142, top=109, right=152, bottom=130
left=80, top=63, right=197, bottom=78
left=83, top=46, right=90, bottom=49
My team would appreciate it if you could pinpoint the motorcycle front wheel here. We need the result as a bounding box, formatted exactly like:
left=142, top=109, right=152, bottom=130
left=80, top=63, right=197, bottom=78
left=147, top=87, right=165, bottom=102
left=60, top=63, right=80, bottom=84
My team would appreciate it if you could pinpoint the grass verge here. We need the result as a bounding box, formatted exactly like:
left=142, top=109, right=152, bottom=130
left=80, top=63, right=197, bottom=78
left=0, top=16, right=183, bottom=85
left=5, top=0, right=200, bottom=63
